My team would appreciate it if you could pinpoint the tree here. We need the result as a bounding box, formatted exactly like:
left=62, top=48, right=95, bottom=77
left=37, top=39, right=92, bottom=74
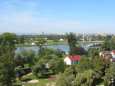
left=33, top=64, right=49, bottom=78
left=101, top=35, right=115, bottom=50
left=110, top=36, right=115, bottom=49
left=88, top=48, right=100, bottom=57
left=104, top=63, right=115, bottom=86
left=48, top=57, right=65, bottom=74
left=76, top=57, right=93, bottom=72
left=15, top=50, right=36, bottom=67
left=74, top=70, right=94, bottom=86
left=66, top=33, right=78, bottom=55
left=56, top=73, right=74, bottom=86
left=36, top=37, right=47, bottom=55
left=56, top=67, right=76, bottom=86
left=0, top=33, right=16, bottom=86
left=0, top=52, right=15, bottom=86
left=0, top=32, right=16, bottom=46
left=33, top=48, right=65, bottom=77
left=90, top=56, right=107, bottom=86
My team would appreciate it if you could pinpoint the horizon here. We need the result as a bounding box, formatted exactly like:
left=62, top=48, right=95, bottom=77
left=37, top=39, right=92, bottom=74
left=0, top=0, right=115, bottom=33
left=1, top=31, right=115, bottom=35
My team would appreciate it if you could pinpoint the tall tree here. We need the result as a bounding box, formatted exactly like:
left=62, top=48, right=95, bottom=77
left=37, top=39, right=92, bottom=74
left=0, top=33, right=16, bottom=86
left=66, top=33, right=78, bottom=55
left=101, top=35, right=115, bottom=50
left=36, top=37, right=47, bottom=55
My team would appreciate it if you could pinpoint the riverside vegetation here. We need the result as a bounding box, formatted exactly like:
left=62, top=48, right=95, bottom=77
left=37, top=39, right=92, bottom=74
left=0, top=32, right=115, bottom=86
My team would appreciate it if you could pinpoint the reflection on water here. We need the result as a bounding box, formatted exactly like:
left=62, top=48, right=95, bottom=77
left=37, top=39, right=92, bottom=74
left=16, top=44, right=101, bottom=53
left=16, top=44, right=70, bottom=53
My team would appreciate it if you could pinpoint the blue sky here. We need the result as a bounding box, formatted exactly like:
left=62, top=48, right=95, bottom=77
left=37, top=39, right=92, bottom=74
left=0, top=0, right=115, bottom=33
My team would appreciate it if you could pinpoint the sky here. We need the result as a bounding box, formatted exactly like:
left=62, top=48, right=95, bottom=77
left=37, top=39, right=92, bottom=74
left=0, top=0, right=115, bottom=34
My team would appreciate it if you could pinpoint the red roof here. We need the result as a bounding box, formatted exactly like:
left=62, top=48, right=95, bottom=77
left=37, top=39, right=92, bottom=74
left=69, top=55, right=80, bottom=61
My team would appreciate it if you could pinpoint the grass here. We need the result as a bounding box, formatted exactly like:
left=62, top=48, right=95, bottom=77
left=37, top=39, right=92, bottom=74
left=16, top=40, right=67, bottom=47
left=15, top=73, right=56, bottom=86
left=47, top=40, right=67, bottom=45
left=24, top=79, right=50, bottom=86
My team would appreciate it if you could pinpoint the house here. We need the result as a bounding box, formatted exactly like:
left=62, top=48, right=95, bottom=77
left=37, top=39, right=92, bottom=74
left=111, top=50, right=115, bottom=58
left=109, top=50, right=115, bottom=62
left=99, top=50, right=115, bottom=62
left=64, top=55, right=80, bottom=65
left=99, top=51, right=112, bottom=63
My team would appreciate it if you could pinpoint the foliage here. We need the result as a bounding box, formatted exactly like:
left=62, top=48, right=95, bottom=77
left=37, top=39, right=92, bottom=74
left=56, top=67, right=76, bottom=86
left=0, top=33, right=16, bottom=86
left=36, top=37, right=47, bottom=54
left=17, top=35, right=25, bottom=45
left=48, top=57, right=65, bottom=74
left=33, top=48, right=65, bottom=78
left=0, top=32, right=16, bottom=46
left=92, top=56, right=104, bottom=71
left=66, top=33, right=78, bottom=55
left=38, top=48, right=64, bottom=59
left=102, top=35, right=115, bottom=50
left=36, top=37, right=47, bottom=46
left=104, top=63, right=115, bottom=86
left=0, top=52, right=15, bottom=86
left=56, top=53, right=107, bottom=86
left=33, top=64, right=49, bottom=78
left=76, top=57, right=93, bottom=72
left=15, top=50, right=36, bottom=67
left=74, top=70, right=94, bottom=86
left=88, top=48, right=100, bottom=57
left=66, top=33, right=86, bottom=55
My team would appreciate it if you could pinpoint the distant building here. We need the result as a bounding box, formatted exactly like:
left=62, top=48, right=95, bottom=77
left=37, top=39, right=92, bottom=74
left=64, top=55, right=80, bottom=65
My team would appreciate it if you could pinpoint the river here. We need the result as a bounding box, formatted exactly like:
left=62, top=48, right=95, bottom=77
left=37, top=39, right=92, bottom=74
left=16, top=43, right=101, bottom=53
left=16, top=44, right=70, bottom=53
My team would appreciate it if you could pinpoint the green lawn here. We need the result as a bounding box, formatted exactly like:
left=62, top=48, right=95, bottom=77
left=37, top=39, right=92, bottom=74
left=16, top=40, right=67, bottom=47
left=47, top=40, right=67, bottom=45
left=23, top=79, right=50, bottom=86
left=15, top=73, right=56, bottom=86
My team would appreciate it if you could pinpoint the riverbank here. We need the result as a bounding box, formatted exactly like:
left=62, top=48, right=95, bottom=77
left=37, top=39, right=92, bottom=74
left=16, top=41, right=67, bottom=47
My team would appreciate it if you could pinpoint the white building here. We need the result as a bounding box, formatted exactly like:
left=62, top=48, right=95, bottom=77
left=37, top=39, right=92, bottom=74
left=64, top=55, right=80, bottom=65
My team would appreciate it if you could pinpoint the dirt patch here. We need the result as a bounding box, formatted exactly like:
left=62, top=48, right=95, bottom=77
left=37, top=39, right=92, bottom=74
left=27, top=80, right=39, bottom=84
left=46, top=82, right=56, bottom=86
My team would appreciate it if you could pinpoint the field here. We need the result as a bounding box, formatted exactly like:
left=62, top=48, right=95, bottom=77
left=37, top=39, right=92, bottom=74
left=15, top=73, right=56, bottom=86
